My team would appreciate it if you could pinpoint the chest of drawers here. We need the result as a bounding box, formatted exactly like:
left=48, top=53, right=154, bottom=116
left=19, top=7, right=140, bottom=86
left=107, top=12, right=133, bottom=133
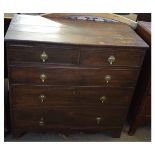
left=5, top=14, right=148, bottom=138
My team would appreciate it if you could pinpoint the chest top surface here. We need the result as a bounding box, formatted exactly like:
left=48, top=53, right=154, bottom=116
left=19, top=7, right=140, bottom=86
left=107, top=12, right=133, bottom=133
left=5, top=14, right=148, bottom=48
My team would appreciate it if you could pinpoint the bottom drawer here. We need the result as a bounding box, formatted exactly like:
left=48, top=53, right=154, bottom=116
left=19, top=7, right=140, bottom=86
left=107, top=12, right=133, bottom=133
left=13, top=107, right=127, bottom=129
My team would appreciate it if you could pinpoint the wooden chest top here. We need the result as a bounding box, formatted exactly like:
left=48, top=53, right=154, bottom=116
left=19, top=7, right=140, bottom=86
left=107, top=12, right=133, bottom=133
left=5, top=14, right=148, bottom=48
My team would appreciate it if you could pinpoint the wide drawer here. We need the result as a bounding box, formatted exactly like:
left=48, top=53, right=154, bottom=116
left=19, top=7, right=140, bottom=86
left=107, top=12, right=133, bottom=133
left=7, top=43, right=78, bottom=65
left=80, top=47, right=145, bottom=67
left=10, top=66, right=139, bottom=87
left=13, top=107, right=127, bottom=129
left=11, top=85, right=133, bottom=107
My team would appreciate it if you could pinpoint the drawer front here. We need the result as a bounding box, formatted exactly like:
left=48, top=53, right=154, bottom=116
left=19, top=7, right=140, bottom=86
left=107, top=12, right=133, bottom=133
left=80, top=47, right=145, bottom=67
left=13, top=107, right=127, bottom=129
left=45, top=107, right=127, bottom=127
left=12, top=85, right=76, bottom=106
left=13, top=107, right=43, bottom=129
left=75, top=87, right=133, bottom=107
left=11, top=85, right=133, bottom=107
left=7, top=44, right=78, bottom=65
left=10, top=66, right=139, bottom=87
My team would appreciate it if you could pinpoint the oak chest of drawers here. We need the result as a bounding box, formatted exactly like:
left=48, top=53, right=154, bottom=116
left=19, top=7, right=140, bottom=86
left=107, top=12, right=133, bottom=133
left=5, top=14, right=148, bottom=138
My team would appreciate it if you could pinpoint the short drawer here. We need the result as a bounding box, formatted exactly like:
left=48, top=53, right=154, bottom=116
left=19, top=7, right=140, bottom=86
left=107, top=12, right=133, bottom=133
left=10, top=66, right=139, bottom=87
left=7, top=43, right=78, bottom=65
left=80, top=47, right=145, bottom=67
left=11, top=85, right=133, bottom=107
left=13, top=107, right=127, bottom=129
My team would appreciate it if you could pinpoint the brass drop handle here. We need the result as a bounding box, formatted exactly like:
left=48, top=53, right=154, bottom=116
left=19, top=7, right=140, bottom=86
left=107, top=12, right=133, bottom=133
left=40, top=51, right=48, bottom=62
left=40, top=73, right=47, bottom=83
left=108, top=55, right=115, bottom=65
left=39, top=94, right=46, bottom=103
left=100, top=96, right=107, bottom=104
left=105, top=75, right=111, bottom=83
left=96, top=117, right=102, bottom=124
left=39, top=117, right=44, bottom=126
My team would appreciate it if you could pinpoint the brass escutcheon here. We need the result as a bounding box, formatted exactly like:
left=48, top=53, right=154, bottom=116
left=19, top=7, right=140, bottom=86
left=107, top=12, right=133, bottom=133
left=40, top=51, right=48, bottom=62
left=108, top=55, right=115, bottom=65
left=105, top=75, right=111, bottom=83
left=96, top=117, right=102, bottom=124
left=40, top=73, right=47, bottom=83
left=39, top=94, right=46, bottom=103
left=100, top=96, right=107, bottom=104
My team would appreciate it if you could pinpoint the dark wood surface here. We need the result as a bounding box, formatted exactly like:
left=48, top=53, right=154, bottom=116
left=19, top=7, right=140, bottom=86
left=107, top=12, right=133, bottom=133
left=4, top=79, right=10, bottom=136
left=128, top=21, right=151, bottom=135
left=9, top=66, right=139, bottom=87
left=4, top=17, right=12, bottom=136
left=7, top=43, right=146, bottom=67
left=5, top=14, right=148, bottom=138
left=11, top=85, right=133, bottom=107
left=80, top=47, right=145, bottom=67
left=5, top=14, right=148, bottom=48
left=4, top=18, right=11, bottom=78
left=7, top=43, right=79, bottom=65
left=13, top=107, right=127, bottom=129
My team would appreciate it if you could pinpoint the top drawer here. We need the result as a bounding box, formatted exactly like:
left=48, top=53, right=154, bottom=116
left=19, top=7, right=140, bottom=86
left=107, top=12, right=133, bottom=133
left=80, top=47, right=145, bottom=67
left=7, top=43, right=145, bottom=67
left=7, top=43, right=79, bottom=65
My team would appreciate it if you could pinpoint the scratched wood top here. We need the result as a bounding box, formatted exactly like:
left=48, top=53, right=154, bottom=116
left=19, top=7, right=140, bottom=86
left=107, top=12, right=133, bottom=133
left=5, top=14, right=148, bottom=48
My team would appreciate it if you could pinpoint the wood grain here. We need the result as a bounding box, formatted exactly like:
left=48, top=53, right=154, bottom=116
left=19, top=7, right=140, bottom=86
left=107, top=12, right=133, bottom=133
left=13, top=107, right=127, bottom=129
left=11, top=85, right=133, bottom=107
left=7, top=43, right=79, bottom=65
left=9, top=66, right=139, bottom=87
left=5, top=14, right=148, bottom=48
left=7, top=42, right=145, bottom=67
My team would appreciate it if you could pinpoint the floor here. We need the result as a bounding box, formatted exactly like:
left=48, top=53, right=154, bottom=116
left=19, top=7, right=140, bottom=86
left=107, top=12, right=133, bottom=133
left=4, top=123, right=151, bottom=142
